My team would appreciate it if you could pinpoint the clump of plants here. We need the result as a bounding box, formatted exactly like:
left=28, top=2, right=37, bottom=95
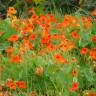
left=0, top=6, right=96, bottom=96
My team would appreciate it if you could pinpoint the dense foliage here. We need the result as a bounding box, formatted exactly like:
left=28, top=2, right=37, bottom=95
left=0, top=1, right=96, bottom=96
left=0, top=0, right=96, bottom=18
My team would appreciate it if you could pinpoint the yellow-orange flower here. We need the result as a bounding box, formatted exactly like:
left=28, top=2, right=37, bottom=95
left=60, top=39, right=75, bottom=51
left=91, top=8, right=96, bottom=16
left=7, top=7, right=17, bottom=17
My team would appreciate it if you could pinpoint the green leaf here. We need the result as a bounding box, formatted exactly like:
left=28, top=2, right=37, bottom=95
left=0, top=42, right=10, bottom=50
left=0, top=19, right=17, bottom=41
left=79, top=32, right=91, bottom=47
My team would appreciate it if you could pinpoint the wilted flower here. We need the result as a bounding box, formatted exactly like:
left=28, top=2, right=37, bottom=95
left=36, top=66, right=43, bottom=76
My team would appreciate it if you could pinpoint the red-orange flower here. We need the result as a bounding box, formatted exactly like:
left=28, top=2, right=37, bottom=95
left=6, top=79, right=16, bottom=90
left=11, top=55, right=21, bottom=63
left=8, top=34, right=18, bottom=42
left=6, top=46, right=14, bottom=56
left=46, top=43, right=55, bottom=52
left=6, top=46, right=13, bottom=52
left=16, top=81, right=27, bottom=89
left=90, top=48, right=96, bottom=60
left=54, top=54, right=68, bottom=63
left=92, top=35, right=96, bottom=42
left=29, top=34, right=37, bottom=40
left=0, top=31, right=2, bottom=36
left=71, top=30, right=80, bottom=39
left=70, top=81, right=78, bottom=91
left=31, top=14, right=39, bottom=20
left=40, top=37, right=50, bottom=44
left=80, top=47, right=88, bottom=55
left=87, top=91, right=96, bottom=96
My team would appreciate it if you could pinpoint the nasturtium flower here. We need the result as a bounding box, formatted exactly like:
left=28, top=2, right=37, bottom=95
left=16, top=81, right=27, bottom=89
left=11, top=55, right=21, bottom=63
left=54, top=54, right=68, bottom=63
left=70, top=81, right=78, bottom=91
left=29, top=34, right=37, bottom=40
left=92, top=35, right=96, bottom=42
left=71, top=30, right=80, bottom=39
left=8, top=34, right=18, bottom=42
left=7, top=7, right=17, bottom=17
left=87, top=91, right=96, bottom=96
left=90, top=48, right=96, bottom=60
left=80, top=47, right=88, bottom=55
left=6, top=79, right=17, bottom=90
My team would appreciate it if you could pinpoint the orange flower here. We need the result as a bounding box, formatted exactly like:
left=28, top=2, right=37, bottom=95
left=60, top=39, right=75, bottom=51
left=29, top=43, right=35, bottom=50
left=38, top=49, right=46, bottom=55
left=71, top=16, right=78, bottom=23
left=31, top=14, right=39, bottom=20
left=46, top=43, right=55, bottom=52
left=8, top=34, right=18, bottom=42
left=36, top=66, right=43, bottom=76
left=71, top=30, right=80, bottom=39
left=11, top=55, right=21, bottom=63
left=80, top=47, right=88, bottom=55
left=84, top=22, right=92, bottom=29
left=54, top=54, right=68, bottom=63
left=20, top=44, right=25, bottom=55
left=82, top=17, right=89, bottom=23
left=51, top=33, right=59, bottom=39
left=22, top=24, right=34, bottom=34
left=81, top=17, right=92, bottom=28
left=62, top=15, right=71, bottom=27
left=16, top=81, right=27, bottom=89
left=90, top=48, right=96, bottom=60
